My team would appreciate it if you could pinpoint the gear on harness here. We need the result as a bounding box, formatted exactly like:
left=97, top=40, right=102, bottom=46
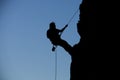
left=52, top=46, right=56, bottom=51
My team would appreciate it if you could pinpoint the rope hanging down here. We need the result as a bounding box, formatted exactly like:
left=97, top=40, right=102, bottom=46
left=55, top=49, right=57, bottom=80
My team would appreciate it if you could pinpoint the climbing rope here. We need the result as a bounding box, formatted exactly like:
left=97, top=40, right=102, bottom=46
left=67, top=8, right=79, bottom=25
left=60, top=8, right=79, bottom=37
left=55, top=48, right=57, bottom=80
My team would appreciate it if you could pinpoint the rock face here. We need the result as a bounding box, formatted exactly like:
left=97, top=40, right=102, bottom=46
left=70, top=0, right=96, bottom=80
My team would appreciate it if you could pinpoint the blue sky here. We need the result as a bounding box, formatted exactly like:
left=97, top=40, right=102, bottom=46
left=0, top=0, right=82, bottom=80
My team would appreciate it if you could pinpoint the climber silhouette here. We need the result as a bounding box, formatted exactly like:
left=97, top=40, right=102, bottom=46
left=46, top=21, right=75, bottom=80
left=47, top=22, right=72, bottom=52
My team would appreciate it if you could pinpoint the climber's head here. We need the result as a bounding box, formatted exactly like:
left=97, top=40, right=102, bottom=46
left=49, top=22, right=56, bottom=29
